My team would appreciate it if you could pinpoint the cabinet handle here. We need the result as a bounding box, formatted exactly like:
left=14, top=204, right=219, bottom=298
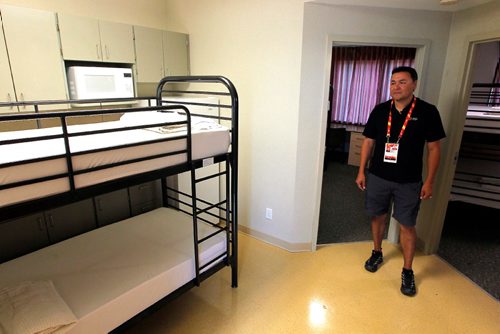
left=96, top=44, right=101, bottom=59
left=7, top=93, right=13, bottom=110
left=37, top=217, right=44, bottom=231
left=105, top=45, right=109, bottom=59
left=48, top=214, right=54, bottom=227
left=97, top=199, right=103, bottom=211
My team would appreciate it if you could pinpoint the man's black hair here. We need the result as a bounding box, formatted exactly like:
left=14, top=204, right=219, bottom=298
left=392, top=66, right=418, bottom=81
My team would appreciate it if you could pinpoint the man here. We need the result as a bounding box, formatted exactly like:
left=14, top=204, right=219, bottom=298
left=355, top=66, right=446, bottom=296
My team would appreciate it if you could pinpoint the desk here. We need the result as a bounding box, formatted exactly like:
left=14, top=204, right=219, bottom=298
left=330, top=124, right=364, bottom=166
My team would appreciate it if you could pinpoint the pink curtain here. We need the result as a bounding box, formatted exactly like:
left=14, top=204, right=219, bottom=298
left=330, top=46, right=416, bottom=125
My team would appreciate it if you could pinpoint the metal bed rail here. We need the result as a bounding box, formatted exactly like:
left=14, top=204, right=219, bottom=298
left=0, top=100, right=193, bottom=220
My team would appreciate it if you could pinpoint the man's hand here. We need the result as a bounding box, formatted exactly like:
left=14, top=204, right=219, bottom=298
left=356, top=172, right=366, bottom=191
left=420, top=182, right=433, bottom=199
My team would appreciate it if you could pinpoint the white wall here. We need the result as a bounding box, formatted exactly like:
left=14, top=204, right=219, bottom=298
left=165, top=0, right=307, bottom=250
left=471, top=41, right=499, bottom=84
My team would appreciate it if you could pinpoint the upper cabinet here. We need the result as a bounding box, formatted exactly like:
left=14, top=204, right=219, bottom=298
left=0, top=26, right=15, bottom=108
left=58, top=13, right=134, bottom=63
left=134, top=26, right=164, bottom=83
left=134, top=27, right=189, bottom=83
left=163, top=31, right=189, bottom=77
left=0, top=5, right=67, bottom=110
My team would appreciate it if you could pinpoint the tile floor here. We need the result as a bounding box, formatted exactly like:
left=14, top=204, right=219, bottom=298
left=122, top=233, right=500, bottom=334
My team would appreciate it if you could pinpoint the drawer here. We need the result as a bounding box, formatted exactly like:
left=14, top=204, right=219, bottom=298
left=348, top=132, right=363, bottom=167
left=350, top=131, right=364, bottom=144
left=348, top=150, right=361, bottom=166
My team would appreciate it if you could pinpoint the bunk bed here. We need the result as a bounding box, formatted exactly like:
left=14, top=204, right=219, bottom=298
left=0, top=76, right=239, bottom=333
left=450, top=83, right=500, bottom=209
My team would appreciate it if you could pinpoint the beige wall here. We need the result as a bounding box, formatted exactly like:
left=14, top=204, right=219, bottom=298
left=164, top=0, right=306, bottom=250
left=0, top=0, right=169, bottom=29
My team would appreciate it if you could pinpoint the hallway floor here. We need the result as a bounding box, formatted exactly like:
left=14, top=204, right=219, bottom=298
left=121, top=233, right=499, bottom=334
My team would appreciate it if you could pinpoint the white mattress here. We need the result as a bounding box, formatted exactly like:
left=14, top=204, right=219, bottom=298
left=465, top=105, right=500, bottom=134
left=0, top=111, right=230, bottom=208
left=0, top=207, right=227, bottom=333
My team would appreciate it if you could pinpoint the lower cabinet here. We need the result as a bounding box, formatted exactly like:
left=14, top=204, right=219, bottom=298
left=0, top=213, right=50, bottom=263
left=0, top=199, right=96, bottom=262
left=45, top=199, right=97, bottom=243
left=0, top=181, right=164, bottom=263
left=94, top=188, right=131, bottom=227
left=129, top=180, right=162, bottom=216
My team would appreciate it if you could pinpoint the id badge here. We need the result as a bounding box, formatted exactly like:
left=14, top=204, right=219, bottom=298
left=384, top=143, right=399, bottom=163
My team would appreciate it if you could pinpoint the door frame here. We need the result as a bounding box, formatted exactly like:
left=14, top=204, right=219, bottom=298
left=313, top=34, right=431, bottom=249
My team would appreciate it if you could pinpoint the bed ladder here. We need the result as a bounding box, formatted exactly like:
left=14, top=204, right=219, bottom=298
left=189, top=154, right=232, bottom=286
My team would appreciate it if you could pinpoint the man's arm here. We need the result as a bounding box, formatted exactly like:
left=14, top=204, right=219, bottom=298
left=355, top=137, right=375, bottom=191
left=420, top=140, right=441, bottom=199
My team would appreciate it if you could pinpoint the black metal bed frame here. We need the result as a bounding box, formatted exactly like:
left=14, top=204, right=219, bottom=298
left=0, top=76, right=238, bottom=327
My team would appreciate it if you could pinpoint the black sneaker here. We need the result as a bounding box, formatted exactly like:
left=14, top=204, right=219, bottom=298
left=401, top=268, right=417, bottom=296
left=364, top=250, right=383, bottom=272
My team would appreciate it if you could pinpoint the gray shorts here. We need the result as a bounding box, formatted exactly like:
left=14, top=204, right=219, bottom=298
left=365, top=173, right=422, bottom=227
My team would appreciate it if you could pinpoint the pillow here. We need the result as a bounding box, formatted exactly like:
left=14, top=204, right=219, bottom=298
left=0, top=281, right=76, bottom=334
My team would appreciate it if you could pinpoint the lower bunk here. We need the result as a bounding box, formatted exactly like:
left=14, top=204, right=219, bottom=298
left=0, top=207, right=227, bottom=334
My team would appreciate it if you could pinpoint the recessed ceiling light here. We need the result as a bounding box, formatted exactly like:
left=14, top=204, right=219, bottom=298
left=440, top=0, right=459, bottom=5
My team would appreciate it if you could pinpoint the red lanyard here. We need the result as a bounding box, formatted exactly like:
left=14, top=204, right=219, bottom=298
left=386, top=96, right=416, bottom=143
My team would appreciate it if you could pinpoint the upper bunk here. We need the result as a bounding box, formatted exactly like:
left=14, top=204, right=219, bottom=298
left=0, top=75, right=239, bottom=221
left=464, top=82, right=500, bottom=134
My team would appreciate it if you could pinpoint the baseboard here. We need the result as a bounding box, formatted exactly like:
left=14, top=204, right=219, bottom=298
left=239, top=225, right=312, bottom=252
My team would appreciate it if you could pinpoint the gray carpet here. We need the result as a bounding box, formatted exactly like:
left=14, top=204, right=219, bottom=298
left=317, top=160, right=373, bottom=244
left=438, top=201, right=500, bottom=300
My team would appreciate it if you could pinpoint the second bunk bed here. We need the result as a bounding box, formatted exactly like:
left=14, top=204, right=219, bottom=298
left=0, top=76, right=238, bottom=333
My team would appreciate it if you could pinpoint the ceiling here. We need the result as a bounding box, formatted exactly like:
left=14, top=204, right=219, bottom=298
left=307, top=0, right=495, bottom=12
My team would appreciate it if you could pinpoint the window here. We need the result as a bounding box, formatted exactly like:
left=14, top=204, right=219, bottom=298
left=330, top=46, right=416, bottom=125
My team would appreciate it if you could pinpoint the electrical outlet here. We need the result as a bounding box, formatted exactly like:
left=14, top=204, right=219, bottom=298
left=265, top=208, right=273, bottom=220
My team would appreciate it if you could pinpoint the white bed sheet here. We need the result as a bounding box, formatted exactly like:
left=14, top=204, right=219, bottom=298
left=0, top=112, right=230, bottom=208
left=465, top=105, right=500, bottom=134
left=0, top=207, right=227, bottom=333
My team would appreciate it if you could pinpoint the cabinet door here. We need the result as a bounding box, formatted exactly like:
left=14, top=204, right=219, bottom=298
left=58, top=13, right=101, bottom=61
left=134, top=26, right=164, bottom=82
left=45, top=199, right=96, bottom=243
left=129, top=180, right=162, bottom=216
left=0, top=26, right=16, bottom=111
left=1, top=5, right=68, bottom=110
left=99, top=20, right=135, bottom=63
left=94, top=188, right=131, bottom=227
left=163, top=31, right=189, bottom=76
left=0, top=213, right=50, bottom=263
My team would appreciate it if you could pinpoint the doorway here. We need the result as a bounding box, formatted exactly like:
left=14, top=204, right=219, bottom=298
left=437, top=40, right=500, bottom=299
left=317, top=45, right=417, bottom=244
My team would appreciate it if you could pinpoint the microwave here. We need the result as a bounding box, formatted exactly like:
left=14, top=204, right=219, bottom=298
left=67, top=66, right=134, bottom=100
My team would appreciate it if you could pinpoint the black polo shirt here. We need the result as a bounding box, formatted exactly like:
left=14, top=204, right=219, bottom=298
left=362, top=97, right=446, bottom=183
